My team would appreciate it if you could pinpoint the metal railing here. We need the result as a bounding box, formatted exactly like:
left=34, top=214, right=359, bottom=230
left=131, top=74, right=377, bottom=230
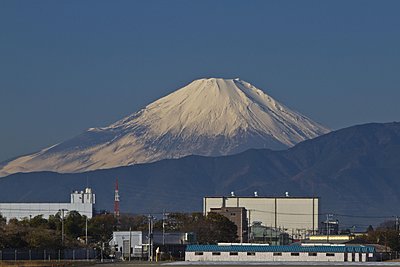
left=0, top=248, right=97, bottom=261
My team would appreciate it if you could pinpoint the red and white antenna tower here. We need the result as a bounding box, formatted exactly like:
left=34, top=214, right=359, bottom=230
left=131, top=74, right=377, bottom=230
left=114, top=178, right=120, bottom=219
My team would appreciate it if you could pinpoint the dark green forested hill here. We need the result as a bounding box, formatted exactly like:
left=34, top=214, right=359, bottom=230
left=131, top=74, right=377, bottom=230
left=1, top=122, right=400, bottom=228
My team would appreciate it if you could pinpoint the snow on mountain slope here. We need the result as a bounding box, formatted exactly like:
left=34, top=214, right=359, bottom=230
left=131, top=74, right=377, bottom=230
left=0, top=78, right=330, bottom=177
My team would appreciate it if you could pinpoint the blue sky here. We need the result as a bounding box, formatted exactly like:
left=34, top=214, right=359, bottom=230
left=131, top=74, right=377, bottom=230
left=0, top=0, right=399, bottom=162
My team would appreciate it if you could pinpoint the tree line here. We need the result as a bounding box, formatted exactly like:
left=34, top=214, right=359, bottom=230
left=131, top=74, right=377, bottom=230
left=3, top=210, right=398, bottom=253
left=356, top=221, right=400, bottom=252
left=0, top=211, right=237, bottom=250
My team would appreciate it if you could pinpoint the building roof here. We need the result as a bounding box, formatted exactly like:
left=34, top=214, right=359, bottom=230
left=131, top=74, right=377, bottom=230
left=309, top=235, right=354, bottom=241
left=186, top=245, right=375, bottom=253
left=204, top=196, right=319, bottom=199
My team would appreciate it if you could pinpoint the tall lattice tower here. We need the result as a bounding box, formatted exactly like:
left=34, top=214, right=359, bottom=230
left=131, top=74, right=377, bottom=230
left=114, top=178, right=120, bottom=219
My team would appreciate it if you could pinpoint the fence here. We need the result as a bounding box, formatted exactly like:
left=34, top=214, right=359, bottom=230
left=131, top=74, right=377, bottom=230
left=0, top=248, right=97, bottom=261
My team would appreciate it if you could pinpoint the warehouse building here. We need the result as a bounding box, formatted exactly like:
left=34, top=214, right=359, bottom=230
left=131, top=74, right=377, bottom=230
left=0, top=187, right=95, bottom=220
left=185, top=244, right=375, bottom=262
left=204, top=195, right=318, bottom=238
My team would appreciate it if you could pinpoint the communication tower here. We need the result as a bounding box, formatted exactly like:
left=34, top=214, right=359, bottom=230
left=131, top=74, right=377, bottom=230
left=114, top=178, right=120, bottom=220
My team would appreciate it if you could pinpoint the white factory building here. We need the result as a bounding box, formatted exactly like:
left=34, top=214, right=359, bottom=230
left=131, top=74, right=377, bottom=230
left=0, top=188, right=95, bottom=221
left=204, top=195, right=318, bottom=238
left=185, top=244, right=376, bottom=262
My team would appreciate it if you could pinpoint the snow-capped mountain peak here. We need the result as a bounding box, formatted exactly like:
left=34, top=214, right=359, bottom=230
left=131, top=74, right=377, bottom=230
left=0, top=78, right=329, bottom=177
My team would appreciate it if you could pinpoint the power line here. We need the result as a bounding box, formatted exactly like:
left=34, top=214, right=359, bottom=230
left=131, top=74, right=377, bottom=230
left=333, top=213, right=394, bottom=219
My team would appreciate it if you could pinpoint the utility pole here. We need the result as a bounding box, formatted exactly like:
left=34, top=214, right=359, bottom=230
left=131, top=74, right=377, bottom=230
left=151, top=216, right=154, bottom=261
left=326, top=214, right=333, bottom=243
left=148, top=215, right=153, bottom=262
left=248, top=209, right=253, bottom=243
left=129, top=227, right=132, bottom=261
left=59, top=209, right=68, bottom=247
left=101, top=242, right=104, bottom=262
left=148, top=215, right=151, bottom=261
left=162, top=210, right=166, bottom=246
left=85, top=216, right=88, bottom=246
left=270, top=224, right=273, bottom=245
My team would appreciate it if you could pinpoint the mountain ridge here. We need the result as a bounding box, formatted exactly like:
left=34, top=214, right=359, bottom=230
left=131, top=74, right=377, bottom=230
left=0, top=122, right=399, bottom=228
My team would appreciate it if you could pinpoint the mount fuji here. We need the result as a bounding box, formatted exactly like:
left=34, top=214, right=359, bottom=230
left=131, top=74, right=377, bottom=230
left=0, top=78, right=329, bottom=177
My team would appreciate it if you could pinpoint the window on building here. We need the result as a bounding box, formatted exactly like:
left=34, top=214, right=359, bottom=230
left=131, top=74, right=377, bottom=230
left=273, top=252, right=282, bottom=256
left=229, top=252, right=238, bottom=256
left=212, top=252, right=221, bottom=256
left=326, top=253, right=335, bottom=257
left=368, top=253, right=373, bottom=258
left=308, top=252, right=317, bottom=256
left=291, top=252, right=300, bottom=256
left=247, top=252, right=256, bottom=256
left=195, top=252, right=203, bottom=256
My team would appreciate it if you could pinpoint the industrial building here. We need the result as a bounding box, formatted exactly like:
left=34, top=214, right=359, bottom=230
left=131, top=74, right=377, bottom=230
left=250, top=221, right=290, bottom=245
left=320, top=219, right=340, bottom=235
left=204, top=195, right=318, bottom=238
left=110, top=231, right=144, bottom=259
left=307, top=235, right=355, bottom=244
left=185, top=244, right=375, bottom=262
left=209, top=207, right=248, bottom=243
left=0, top=188, right=95, bottom=220
left=109, top=231, right=195, bottom=260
